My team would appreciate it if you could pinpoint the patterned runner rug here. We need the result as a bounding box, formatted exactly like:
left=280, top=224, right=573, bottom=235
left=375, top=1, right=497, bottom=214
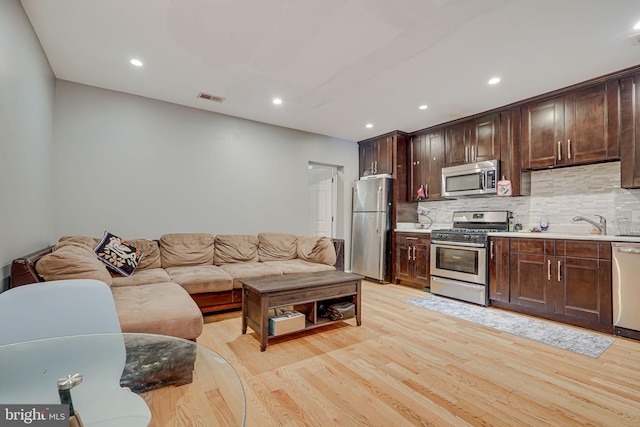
left=407, top=295, right=615, bottom=358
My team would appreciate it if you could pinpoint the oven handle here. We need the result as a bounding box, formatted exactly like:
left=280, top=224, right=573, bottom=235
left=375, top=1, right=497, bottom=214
left=431, top=241, right=486, bottom=249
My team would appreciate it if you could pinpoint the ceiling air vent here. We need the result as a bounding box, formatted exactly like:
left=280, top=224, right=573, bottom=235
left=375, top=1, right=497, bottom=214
left=197, top=92, right=226, bottom=103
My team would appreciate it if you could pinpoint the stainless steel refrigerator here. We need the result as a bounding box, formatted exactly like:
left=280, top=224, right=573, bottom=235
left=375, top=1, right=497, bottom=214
left=351, top=176, right=392, bottom=282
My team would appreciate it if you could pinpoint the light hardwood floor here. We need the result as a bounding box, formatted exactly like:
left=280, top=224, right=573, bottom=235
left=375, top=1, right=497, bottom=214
left=192, top=281, right=640, bottom=426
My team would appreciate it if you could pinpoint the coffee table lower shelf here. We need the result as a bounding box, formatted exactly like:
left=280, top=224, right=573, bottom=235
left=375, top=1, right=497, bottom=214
left=240, top=271, right=363, bottom=351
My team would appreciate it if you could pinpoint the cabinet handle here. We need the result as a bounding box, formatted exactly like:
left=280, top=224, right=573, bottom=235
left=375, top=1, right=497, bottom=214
left=412, top=246, right=417, bottom=261
left=557, top=260, right=562, bottom=282
left=490, top=241, right=495, bottom=259
left=465, top=146, right=469, bottom=163
left=374, top=161, right=378, bottom=174
left=473, top=146, right=476, bottom=162
left=408, top=245, right=412, bottom=261
left=557, top=141, right=562, bottom=161
left=567, top=139, right=572, bottom=160
left=547, top=259, right=551, bottom=280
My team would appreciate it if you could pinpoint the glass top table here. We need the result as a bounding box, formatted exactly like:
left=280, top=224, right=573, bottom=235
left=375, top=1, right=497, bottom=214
left=0, top=333, right=246, bottom=426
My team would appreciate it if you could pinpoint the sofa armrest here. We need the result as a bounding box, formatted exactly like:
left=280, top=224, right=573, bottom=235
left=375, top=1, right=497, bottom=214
left=10, top=246, right=54, bottom=288
left=332, top=238, right=344, bottom=271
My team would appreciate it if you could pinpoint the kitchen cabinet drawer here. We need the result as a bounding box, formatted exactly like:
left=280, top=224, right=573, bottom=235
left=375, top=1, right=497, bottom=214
left=510, top=237, right=552, bottom=255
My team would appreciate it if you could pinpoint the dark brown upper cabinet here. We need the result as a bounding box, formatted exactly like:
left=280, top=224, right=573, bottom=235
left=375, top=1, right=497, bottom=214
left=620, top=72, right=640, bottom=189
left=522, top=83, right=619, bottom=170
left=408, top=130, right=445, bottom=201
left=499, top=108, right=530, bottom=196
left=445, top=114, right=500, bottom=167
left=359, top=136, right=393, bottom=177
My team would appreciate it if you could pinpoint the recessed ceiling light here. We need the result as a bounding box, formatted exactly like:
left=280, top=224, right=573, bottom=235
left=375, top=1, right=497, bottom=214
left=634, top=21, right=640, bottom=30
left=130, top=59, right=143, bottom=67
left=488, top=77, right=501, bottom=85
left=418, top=105, right=428, bottom=110
left=272, top=98, right=282, bottom=105
left=366, top=123, right=373, bottom=129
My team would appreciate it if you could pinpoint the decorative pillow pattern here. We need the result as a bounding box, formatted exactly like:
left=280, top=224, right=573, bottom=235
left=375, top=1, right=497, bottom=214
left=94, top=232, right=143, bottom=277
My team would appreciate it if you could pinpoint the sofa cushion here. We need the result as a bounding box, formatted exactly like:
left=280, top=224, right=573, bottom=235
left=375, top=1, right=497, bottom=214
left=258, top=232, right=297, bottom=262
left=35, top=244, right=112, bottom=286
left=94, top=232, right=143, bottom=277
left=57, top=235, right=101, bottom=249
left=214, top=235, right=258, bottom=265
left=218, top=262, right=282, bottom=288
left=110, top=268, right=172, bottom=288
left=165, top=265, right=233, bottom=294
left=128, top=239, right=161, bottom=270
left=160, top=233, right=215, bottom=268
left=263, top=259, right=336, bottom=274
left=111, top=282, right=203, bottom=340
left=297, top=236, right=337, bottom=266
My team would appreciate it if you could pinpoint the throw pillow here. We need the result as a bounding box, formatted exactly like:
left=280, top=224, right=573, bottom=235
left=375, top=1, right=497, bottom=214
left=214, top=235, right=259, bottom=265
left=159, top=233, right=215, bottom=268
left=297, top=236, right=337, bottom=266
left=36, top=243, right=113, bottom=286
left=258, top=232, right=297, bottom=262
left=94, top=232, right=143, bottom=277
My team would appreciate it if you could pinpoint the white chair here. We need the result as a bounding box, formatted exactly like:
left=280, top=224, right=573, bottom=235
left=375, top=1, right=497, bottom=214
left=0, top=279, right=151, bottom=427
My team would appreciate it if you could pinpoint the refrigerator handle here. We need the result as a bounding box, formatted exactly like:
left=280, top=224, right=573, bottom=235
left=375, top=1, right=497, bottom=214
left=377, top=186, right=383, bottom=211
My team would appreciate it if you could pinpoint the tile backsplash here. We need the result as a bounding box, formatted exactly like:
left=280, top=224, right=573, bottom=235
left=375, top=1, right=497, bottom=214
left=410, top=161, right=640, bottom=234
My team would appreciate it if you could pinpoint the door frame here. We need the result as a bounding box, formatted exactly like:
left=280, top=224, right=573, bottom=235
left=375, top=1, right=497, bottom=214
left=307, top=163, right=338, bottom=237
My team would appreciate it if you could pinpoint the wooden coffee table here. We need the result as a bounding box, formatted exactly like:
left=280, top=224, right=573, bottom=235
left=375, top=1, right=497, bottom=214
left=241, top=271, right=363, bottom=351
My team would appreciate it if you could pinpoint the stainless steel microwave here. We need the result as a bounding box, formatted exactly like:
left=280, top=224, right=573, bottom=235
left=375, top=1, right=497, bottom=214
left=442, top=159, right=499, bottom=197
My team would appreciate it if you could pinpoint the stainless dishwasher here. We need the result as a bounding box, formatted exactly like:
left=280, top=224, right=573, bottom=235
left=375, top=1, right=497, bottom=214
left=612, top=242, right=640, bottom=339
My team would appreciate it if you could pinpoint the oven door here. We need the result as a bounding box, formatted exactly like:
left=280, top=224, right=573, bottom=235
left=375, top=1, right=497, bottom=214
left=430, top=241, right=487, bottom=285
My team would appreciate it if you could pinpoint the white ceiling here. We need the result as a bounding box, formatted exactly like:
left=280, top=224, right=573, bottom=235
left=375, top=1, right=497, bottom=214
left=20, top=0, right=640, bottom=142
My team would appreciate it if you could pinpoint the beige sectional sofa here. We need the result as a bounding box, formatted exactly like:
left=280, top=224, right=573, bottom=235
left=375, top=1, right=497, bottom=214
left=10, top=232, right=343, bottom=342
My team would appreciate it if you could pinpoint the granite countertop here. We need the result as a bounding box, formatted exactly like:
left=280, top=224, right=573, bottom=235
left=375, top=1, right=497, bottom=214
left=394, top=223, right=640, bottom=243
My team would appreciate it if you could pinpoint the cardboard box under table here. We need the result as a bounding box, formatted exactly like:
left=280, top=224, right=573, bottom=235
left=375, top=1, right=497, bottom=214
left=268, top=311, right=306, bottom=336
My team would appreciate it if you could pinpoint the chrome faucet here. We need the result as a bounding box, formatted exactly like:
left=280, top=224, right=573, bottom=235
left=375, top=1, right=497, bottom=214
left=572, top=215, right=607, bottom=235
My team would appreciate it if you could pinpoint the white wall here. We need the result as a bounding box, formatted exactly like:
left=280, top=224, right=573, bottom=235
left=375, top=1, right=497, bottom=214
left=0, top=0, right=56, bottom=289
left=53, top=81, right=358, bottom=262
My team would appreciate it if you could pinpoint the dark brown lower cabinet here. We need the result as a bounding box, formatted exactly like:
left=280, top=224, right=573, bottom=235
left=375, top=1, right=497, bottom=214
left=488, top=237, right=510, bottom=302
left=491, top=237, right=612, bottom=333
left=394, top=233, right=430, bottom=289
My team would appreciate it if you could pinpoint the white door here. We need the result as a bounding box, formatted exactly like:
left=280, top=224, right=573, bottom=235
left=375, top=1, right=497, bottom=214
left=308, top=165, right=336, bottom=237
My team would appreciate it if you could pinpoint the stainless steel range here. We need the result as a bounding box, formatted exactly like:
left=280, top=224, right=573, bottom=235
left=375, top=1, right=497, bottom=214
left=430, top=211, right=510, bottom=306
